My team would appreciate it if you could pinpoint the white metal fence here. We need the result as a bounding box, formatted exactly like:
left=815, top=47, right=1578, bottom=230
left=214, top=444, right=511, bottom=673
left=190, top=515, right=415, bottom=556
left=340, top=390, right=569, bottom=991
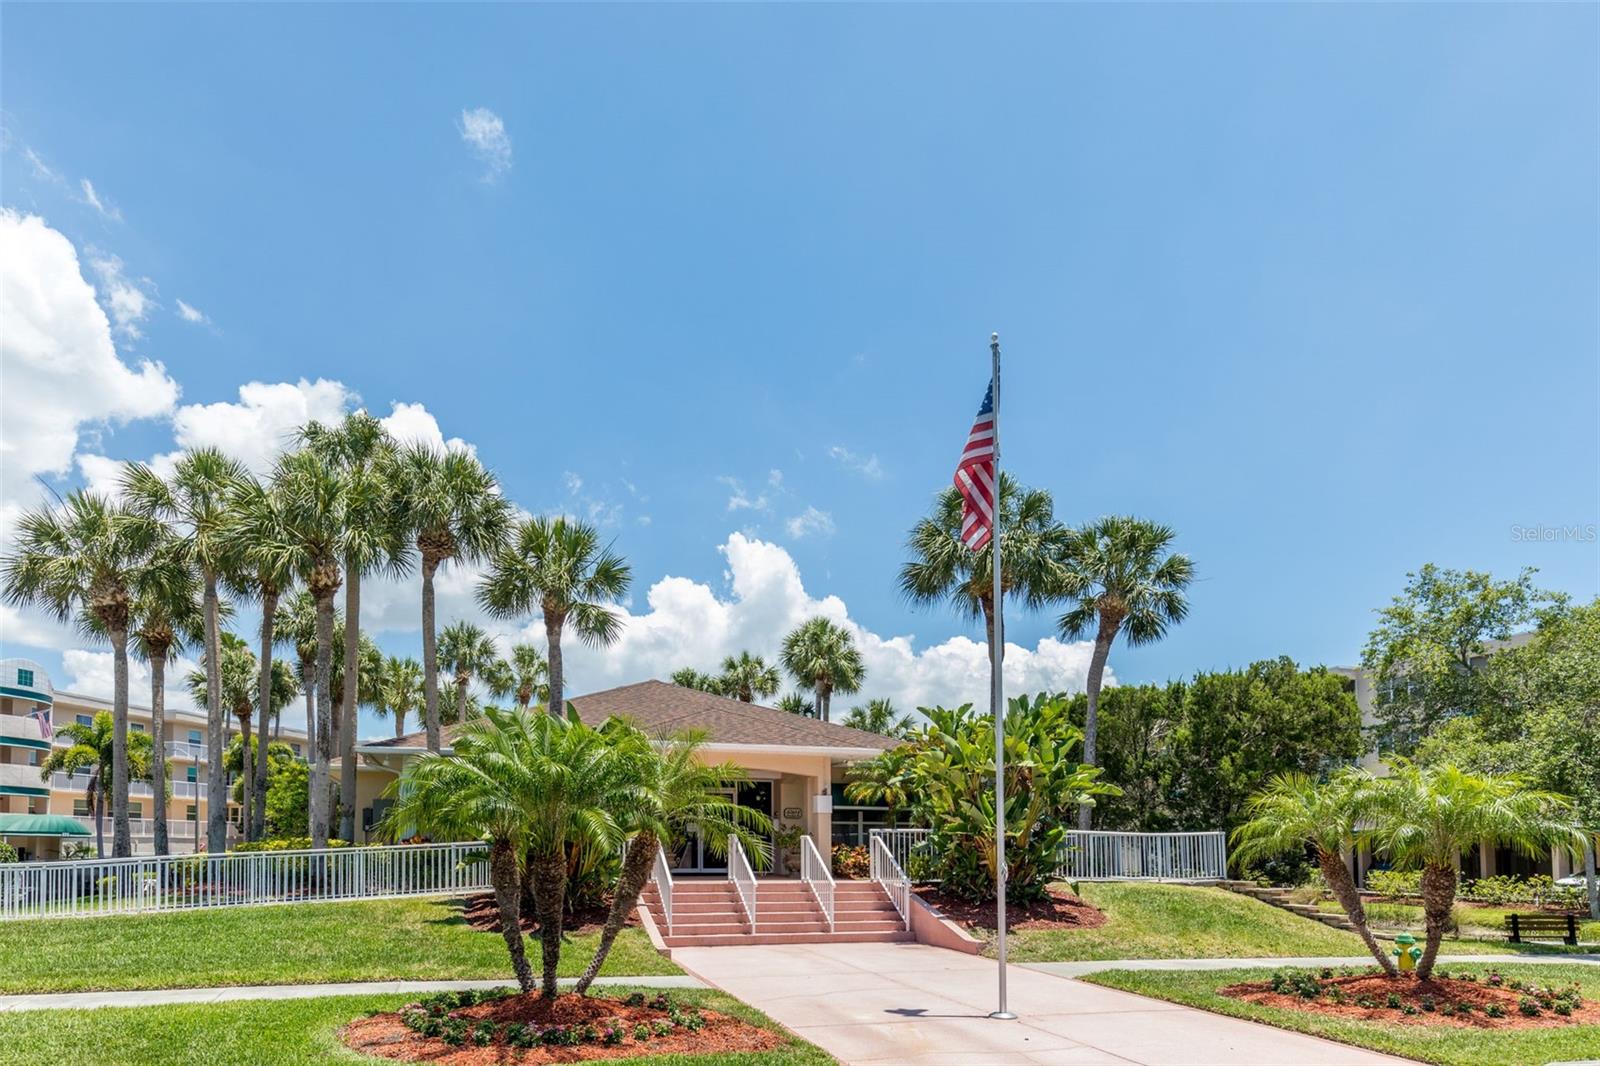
left=800, top=834, right=835, bottom=932
left=869, top=828, right=933, bottom=879
left=0, top=842, right=489, bottom=922
left=727, top=835, right=757, bottom=930
left=650, top=842, right=675, bottom=933
left=869, top=833, right=912, bottom=930
left=1056, top=830, right=1228, bottom=882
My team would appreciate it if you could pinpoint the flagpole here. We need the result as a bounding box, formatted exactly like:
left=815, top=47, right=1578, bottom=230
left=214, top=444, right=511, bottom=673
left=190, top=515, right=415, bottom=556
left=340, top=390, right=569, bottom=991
left=988, top=331, right=1015, bottom=1021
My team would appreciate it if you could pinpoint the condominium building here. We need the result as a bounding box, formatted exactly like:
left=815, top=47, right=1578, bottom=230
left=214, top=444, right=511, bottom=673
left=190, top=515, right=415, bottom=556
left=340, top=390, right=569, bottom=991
left=0, top=658, right=310, bottom=861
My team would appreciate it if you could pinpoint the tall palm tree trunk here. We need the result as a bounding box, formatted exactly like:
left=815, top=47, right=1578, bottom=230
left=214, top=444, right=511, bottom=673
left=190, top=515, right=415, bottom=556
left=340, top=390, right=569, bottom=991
left=455, top=677, right=469, bottom=725
left=544, top=612, right=564, bottom=716
left=394, top=710, right=406, bottom=738
left=421, top=557, right=441, bottom=751
left=1316, top=850, right=1396, bottom=975
left=238, top=713, right=254, bottom=841
left=1586, top=838, right=1598, bottom=920
left=530, top=851, right=568, bottom=997
left=1416, top=862, right=1456, bottom=979
left=90, top=778, right=104, bottom=860
left=1078, top=618, right=1116, bottom=830
left=253, top=591, right=279, bottom=841
left=203, top=576, right=226, bottom=854
left=311, top=591, right=337, bottom=850
left=150, top=654, right=169, bottom=856
left=300, top=659, right=315, bottom=755
left=110, top=626, right=132, bottom=858
left=574, top=832, right=656, bottom=994
left=489, top=839, right=534, bottom=993
left=339, top=575, right=360, bottom=842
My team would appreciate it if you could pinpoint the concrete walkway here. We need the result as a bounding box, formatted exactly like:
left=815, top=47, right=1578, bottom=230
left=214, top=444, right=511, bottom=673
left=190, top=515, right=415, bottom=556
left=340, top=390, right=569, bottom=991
left=0, top=974, right=704, bottom=1013
left=1025, top=952, right=1600, bottom=978
left=674, top=942, right=1409, bottom=1065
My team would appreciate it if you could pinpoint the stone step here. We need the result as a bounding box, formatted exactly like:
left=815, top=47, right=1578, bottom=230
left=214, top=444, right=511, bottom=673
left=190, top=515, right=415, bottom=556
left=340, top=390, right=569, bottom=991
left=661, top=930, right=915, bottom=948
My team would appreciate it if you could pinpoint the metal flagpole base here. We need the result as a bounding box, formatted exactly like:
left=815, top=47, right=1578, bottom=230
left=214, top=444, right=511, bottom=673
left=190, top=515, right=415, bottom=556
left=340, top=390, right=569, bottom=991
left=989, top=1011, right=1018, bottom=1020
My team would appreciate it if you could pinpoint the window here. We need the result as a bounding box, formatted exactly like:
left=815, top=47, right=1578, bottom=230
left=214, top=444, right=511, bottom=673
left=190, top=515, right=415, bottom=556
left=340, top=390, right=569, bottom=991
left=185, top=805, right=197, bottom=822
left=16, top=669, right=33, bottom=687
left=73, top=799, right=90, bottom=817
left=128, top=803, right=143, bottom=819
left=227, top=807, right=241, bottom=826
left=131, top=723, right=145, bottom=733
left=76, top=714, right=93, bottom=727
left=186, top=766, right=197, bottom=783
left=187, top=729, right=202, bottom=745
left=291, top=744, right=302, bottom=756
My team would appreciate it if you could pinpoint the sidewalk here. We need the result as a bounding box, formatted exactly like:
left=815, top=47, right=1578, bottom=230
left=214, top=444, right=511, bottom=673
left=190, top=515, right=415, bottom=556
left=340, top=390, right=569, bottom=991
left=1024, top=952, right=1600, bottom=978
left=0, top=975, right=705, bottom=1013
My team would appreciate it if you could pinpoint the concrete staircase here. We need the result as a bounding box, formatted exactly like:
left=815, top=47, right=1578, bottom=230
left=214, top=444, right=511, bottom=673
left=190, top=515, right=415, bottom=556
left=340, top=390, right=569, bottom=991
left=640, top=878, right=914, bottom=948
left=1218, top=880, right=1359, bottom=933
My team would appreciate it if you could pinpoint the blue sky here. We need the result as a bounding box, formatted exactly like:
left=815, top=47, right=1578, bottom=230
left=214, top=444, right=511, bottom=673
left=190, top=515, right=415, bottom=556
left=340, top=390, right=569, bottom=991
left=3, top=5, right=1596, bottom=737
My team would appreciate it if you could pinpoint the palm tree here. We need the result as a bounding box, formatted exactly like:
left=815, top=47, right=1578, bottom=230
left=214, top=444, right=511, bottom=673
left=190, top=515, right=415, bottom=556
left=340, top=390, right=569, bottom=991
left=271, top=447, right=346, bottom=849
left=780, top=617, right=864, bottom=722
left=38, top=712, right=153, bottom=859
left=4, top=491, right=162, bottom=857
left=125, top=533, right=203, bottom=855
left=775, top=692, right=814, bottom=717
left=477, top=516, right=632, bottom=719
left=844, top=745, right=917, bottom=828
left=718, top=651, right=780, bottom=703
left=123, top=449, right=249, bottom=853
left=301, top=414, right=407, bottom=843
left=841, top=698, right=917, bottom=738
left=899, top=473, right=1070, bottom=650
left=375, top=656, right=424, bottom=738
left=224, top=735, right=295, bottom=808
left=1369, top=760, right=1584, bottom=978
left=574, top=726, right=772, bottom=994
left=222, top=474, right=299, bottom=839
left=439, top=621, right=503, bottom=726
left=1057, top=516, right=1194, bottom=828
left=668, top=667, right=725, bottom=695
left=1232, top=770, right=1396, bottom=976
left=273, top=592, right=327, bottom=749
left=187, top=634, right=296, bottom=840
left=494, top=643, right=549, bottom=711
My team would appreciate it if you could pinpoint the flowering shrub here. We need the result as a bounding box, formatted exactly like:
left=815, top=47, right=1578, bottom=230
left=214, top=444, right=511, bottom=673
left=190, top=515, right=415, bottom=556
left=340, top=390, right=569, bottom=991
left=831, top=844, right=869, bottom=880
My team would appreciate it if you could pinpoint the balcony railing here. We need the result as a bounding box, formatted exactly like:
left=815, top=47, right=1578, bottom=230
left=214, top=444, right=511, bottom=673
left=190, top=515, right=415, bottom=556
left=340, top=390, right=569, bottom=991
left=0, top=764, right=47, bottom=791
left=49, top=773, right=155, bottom=797
left=164, top=741, right=207, bottom=762
left=0, top=714, right=48, bottom=745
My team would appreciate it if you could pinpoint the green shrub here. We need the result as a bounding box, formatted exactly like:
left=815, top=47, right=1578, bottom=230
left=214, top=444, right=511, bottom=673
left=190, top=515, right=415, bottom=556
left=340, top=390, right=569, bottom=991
left=1518, top=997, right=1541, bottom=1017
left=1485, top=1003, right=1506, bottom=1018
left=233, top=838, right=350, bottom=852
left=831, top=844, right=869, bottom=880
left=1364, top=869, right=1421, bottom=897
left=1386, top=992, right=1402, bottom=1008
left=0, top=842, right=18, bottom=864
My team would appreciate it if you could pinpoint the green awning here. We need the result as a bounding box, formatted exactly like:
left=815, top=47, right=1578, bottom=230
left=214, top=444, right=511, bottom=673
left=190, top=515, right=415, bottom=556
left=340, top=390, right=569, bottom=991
left=0, top=814, right=91, bottom=837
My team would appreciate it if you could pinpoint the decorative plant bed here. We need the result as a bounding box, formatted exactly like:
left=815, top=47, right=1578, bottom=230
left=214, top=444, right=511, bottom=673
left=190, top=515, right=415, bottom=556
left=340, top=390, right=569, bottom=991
left=912, top=883, right=1107, bottom=931
left=457, top=894, right=632, bottom=935
left=342, top=988, right=782, bottom=1063
left=1220, top=968, right=1600, bottom=1030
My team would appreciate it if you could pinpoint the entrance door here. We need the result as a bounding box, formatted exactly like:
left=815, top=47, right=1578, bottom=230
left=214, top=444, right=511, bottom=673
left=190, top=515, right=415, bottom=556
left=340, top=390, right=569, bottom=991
left=670, top=782, right=773, bottom=873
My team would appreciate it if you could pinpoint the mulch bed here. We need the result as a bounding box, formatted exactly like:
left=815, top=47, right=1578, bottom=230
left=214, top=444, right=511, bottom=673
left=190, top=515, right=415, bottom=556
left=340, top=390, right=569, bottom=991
left=913, top=883, right=1107, bottom=931
left=458, top=895, right=634, bottom=937
left=343, top=992, right=781, bottom=1064
left=1221, top=972, right=1600, bottom=1030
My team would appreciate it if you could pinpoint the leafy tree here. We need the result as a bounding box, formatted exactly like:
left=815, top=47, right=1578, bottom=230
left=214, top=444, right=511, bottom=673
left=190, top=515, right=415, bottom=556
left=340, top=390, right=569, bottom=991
left=1233, top=769, right=1396, bottom=975
left=780, top=617, right=864, bottom=722
left=438, top=620, right=502, bottom=725
left=840, top=698, right=917, bottom=738
left=375, top=656, right=424, bottom=738
left=264, top=757, right=312, bottom=839
left=224, top=736, right=296, bottom=804
left=1362, top=564, right=1562, bottom=754
left=1057, top=516, right=1193, bottom=829
left=477, top=516, right=631, bottom=720
left=718, top=651, right=780, bottom=703
left=393, top=444, right=511, bottom=753
left=1370, top=760, right=1582, bottom=978
left=1063, top=683, right=1181, bottom=831
left=4, top=491, right=163, bottom=856
left=123, top=448, right=250, bottom=853
left=37, top=711, right=153, bottom=859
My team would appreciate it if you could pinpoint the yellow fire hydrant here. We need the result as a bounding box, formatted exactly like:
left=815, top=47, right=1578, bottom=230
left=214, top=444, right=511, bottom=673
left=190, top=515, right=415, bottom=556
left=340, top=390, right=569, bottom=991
left=1392, top=933, right=1422, bottom=973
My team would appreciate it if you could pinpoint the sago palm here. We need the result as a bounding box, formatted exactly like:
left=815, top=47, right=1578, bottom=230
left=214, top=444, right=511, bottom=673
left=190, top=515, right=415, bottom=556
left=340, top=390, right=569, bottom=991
left=123, top=448, right=250, bottom=853
left=438, top=620, right=503, bottom=725
left=841, top=698, right=917, bottom=738
left=719, top=651, right=780, bottom=703
left=477, top=516, right=631, bottom=720
left=574, top=726, right=772, bottom=994
left=780, top=617, right=863, bottom=722
left=1232, top=769, right=1396, bottom=975
left=1369, top=760, right=1583, bottom=978
left=393, top=443, right=511, bottom=753
left=375, top=656, right=424, bottom=738
left=1057, top=515, right=1194, bottom=828
left=38, top=712, right=153, bottom=859
left=4, top=491, right=162, bottom=857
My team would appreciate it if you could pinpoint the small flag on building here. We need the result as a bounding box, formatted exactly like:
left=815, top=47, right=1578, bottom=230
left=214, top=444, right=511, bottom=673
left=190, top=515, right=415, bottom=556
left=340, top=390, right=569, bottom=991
left=30, top=706, right=53, bottom=740
left=954, top=380, right=997, bottom=552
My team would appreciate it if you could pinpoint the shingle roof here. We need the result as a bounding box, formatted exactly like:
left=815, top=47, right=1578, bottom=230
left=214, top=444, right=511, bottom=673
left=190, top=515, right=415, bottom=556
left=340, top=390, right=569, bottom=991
left=361, top=680, right=900, bottom=754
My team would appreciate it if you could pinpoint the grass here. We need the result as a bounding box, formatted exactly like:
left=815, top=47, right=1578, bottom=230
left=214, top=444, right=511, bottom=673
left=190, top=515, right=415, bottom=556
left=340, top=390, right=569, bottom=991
left=1082, top=962, right=1600, bottom=1066
left=1315, top=899, right=1600, bottom=944
left=0, top=896, right=678, bottom=994
left=0, top=986, right=833, bottom=1066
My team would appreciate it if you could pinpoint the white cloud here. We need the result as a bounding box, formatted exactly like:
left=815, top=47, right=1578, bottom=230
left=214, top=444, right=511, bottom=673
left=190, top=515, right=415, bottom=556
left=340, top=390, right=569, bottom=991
left=563, top=471, right=583, bottom=494
left=785, top=505, right=835, bottom=539
left=175, top=299, right=207, bottom=324
left=24, top=147, right=59, bottom=183
left=828, top=445, right=883, bottom=480
left=0, top=211, right=178, bottom=526
left=379, top=401, right=474, bottom=456
left=79, top=179, right=121, bottom=221
left=721, top=469, right=783, bottom=512
left=88, top=254, right=151, bottom=337
left=458, top=107, right=512, bottom=181
left=169, top=378, right=355, bottom=474
left=60, top=649, right=201, bottom=711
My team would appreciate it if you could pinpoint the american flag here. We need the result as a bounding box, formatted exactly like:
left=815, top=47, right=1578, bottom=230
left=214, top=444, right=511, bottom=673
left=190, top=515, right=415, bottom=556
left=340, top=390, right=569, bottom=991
left=954, top=379, right=997, bottom=552
left=30, top=706, right=52, bottom=740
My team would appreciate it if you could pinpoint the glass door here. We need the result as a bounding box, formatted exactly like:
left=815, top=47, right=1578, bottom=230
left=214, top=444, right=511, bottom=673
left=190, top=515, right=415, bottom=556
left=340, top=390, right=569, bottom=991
left=670, top=783, right=773, bottom=873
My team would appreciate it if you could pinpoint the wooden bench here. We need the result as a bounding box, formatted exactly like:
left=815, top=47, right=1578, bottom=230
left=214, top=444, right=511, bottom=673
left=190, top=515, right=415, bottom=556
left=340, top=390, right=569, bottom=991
left=1505, top=913, right=1580, bottom=945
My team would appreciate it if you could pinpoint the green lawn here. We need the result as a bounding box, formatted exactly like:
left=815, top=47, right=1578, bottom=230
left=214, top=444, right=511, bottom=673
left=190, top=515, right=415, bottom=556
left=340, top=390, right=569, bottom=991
left=0, top=987, right=832, bottom=1066
left=1316, top=899, right=1600, bottom=945
left=0, top=897, right=677, bottom=994
left=1082, top=962, right=1600, bottom=1066
left=991, top=883, right=1577, bottom=962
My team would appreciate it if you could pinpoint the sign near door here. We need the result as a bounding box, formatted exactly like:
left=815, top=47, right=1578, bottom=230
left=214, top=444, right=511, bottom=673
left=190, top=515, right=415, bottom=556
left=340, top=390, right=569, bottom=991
left=782, top=806, right=802, bottom=820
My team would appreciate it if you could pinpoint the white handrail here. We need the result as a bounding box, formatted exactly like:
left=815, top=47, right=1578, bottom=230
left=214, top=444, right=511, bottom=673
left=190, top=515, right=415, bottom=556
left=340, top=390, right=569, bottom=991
left=1056, top=830, right=1228, bottom=881
left=726, top=835, right=757, bottom=930
left=799, top=834, right=835, bottom=931
left=869, top=833, right=912, bottom=930
left=650, top=842, right=674, bottom=933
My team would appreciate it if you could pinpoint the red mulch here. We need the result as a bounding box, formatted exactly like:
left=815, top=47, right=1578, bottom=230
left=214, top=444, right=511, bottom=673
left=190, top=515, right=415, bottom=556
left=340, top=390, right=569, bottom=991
left=1222, top=973, right=1600, bottom=1030
left=342, top=993, right=781, bottom=1064
left=458, top=895, right=635, bottom=937
left=912, top=884, right=1107, bottom=931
